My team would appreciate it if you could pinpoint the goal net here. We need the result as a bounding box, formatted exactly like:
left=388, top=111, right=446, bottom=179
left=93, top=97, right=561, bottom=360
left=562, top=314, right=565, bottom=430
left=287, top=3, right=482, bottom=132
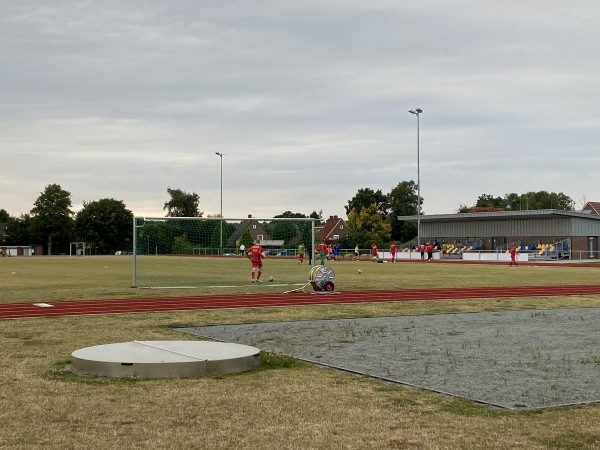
left=133, top=217, right=317, bottom=288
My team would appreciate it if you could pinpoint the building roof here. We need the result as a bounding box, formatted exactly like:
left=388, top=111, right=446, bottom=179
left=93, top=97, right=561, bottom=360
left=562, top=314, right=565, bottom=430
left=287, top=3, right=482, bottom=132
left=227, top=219, right=272, bottom=245
left=583, top=202, right=600, bottom=215
left=397, top=209, right=600, bottom=223
left=318, top=215, right=348, bottom=241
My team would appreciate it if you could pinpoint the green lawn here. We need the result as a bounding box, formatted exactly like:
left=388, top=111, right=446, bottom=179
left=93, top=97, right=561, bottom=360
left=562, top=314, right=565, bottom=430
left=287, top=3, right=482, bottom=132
left=2, top=255, right=600, bottom=304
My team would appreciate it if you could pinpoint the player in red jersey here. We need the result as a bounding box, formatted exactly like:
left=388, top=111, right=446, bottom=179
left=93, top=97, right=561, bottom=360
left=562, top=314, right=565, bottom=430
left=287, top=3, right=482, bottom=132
left=245, top=239, right=265, bottom=282
left=390, top=241, right=397, bottom=263
left=426, top=242, right=434, bottom=261
left=316, top=240, right=327, bottom=265
left=419, top=243, right=425, bottom=260
left=298, top=243, right=305, bottom=264
left=371, top=243, right=378, bottom=262
left=509, top=246, right=519, bottom=267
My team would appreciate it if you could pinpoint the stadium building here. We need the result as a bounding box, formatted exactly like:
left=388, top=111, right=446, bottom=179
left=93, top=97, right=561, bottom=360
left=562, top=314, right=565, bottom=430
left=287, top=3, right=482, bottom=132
left=398, top=202, right=600, bottom=260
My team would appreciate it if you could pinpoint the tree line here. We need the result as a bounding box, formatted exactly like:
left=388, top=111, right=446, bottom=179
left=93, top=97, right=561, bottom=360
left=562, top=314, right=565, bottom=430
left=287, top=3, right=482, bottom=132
left=0, top=185, right=324, bottom=255
left=0, top=182, right=576, bottom=254
left=1, top=185, right=205, bottom=254
left=1, top=184, right=134, bottom=255
left=459, top=191, right=574, bottom=212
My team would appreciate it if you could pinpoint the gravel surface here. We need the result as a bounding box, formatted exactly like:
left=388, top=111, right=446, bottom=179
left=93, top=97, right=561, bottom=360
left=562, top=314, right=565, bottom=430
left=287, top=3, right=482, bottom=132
left=178, top=307, right=600, bottom=410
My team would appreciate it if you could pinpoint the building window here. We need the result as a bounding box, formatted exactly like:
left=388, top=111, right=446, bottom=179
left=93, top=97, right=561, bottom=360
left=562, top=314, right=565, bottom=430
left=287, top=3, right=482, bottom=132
left=253, top=225, right=256, bottom=229
left=257, top=235, right=263, bottom=241
left=333, top=235, right=340, bottom=240
left=340, top=225, right=344, bottom=229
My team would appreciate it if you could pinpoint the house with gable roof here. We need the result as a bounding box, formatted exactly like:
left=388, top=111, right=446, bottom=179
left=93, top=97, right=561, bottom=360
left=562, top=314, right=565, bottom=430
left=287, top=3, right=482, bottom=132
left=583, top=202, right=600, bottom=215
left=227, top=218, right=272, bottom=246
left=317, top=215, right=348, bottom=243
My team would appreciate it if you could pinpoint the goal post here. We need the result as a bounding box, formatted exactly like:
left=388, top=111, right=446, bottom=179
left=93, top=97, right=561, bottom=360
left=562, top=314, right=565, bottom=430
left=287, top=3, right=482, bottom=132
left=132, top=217, right=317, bottom=288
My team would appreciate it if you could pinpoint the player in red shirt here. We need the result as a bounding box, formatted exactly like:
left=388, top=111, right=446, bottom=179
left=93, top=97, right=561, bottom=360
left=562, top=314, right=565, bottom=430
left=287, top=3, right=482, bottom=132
left=371, top=243, right=378, bottom=262
left=390, top=241, right=397, bottom=263
left=419, top=243, right=425, bottom=260
left=426, top=242, right=434, bottom=261
left=298, top=243, right=305, bottom=265
left=245, top=239, right=265, bottom=282
left=316, top=240, right=327, bottom=265
left=509, top=246, right=519, bottom=267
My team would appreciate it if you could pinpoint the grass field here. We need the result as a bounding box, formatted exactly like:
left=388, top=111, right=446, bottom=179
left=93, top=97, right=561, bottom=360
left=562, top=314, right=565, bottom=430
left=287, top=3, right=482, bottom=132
left=3, top=255, right=600, bottom=303
left=1, top=256, right=600, bottom=449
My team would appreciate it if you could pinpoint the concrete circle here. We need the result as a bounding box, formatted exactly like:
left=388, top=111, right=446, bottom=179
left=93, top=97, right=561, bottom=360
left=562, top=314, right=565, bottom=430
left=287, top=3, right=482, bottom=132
left=71, top=340, right=260, bottom=378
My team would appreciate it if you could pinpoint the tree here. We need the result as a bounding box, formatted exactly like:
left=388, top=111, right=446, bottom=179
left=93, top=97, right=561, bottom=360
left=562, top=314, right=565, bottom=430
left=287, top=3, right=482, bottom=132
left=209, top=221, right=236, bottom=248
left=470, top=191, right=575, bottom=211
left=346, top=204, right=391, bottom=247
left=270, top=211, right=309, bottom=245
left=75, top=198, right=134, bottom=254
left=512, top=191, right=574, bottom=211
left=345, top=188, right=389, bottom=220
left=164, top=188, right=203, bottom=217
left=308, top=210, right=324, bottom=226
left=4, top=214, right=33, bottom=245
left=475, top=194, right=506, bottom=209
left=0, top=209, right=9, bottom=223
left=172, top=235, right=193, bottom=254
left=238, top=229, right=254, bottom=249
left=274, top=211, right=307, bottom=219
left=30, top=184, right=74, bottom=255
left=388, top=180, right=421, bottom=242
left=270, top=221, right=298, bottom=243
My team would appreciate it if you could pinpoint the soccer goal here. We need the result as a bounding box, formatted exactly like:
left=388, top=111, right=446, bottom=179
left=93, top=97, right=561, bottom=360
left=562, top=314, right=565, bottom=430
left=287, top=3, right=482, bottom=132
left=132, top=217, right=317, bottom=288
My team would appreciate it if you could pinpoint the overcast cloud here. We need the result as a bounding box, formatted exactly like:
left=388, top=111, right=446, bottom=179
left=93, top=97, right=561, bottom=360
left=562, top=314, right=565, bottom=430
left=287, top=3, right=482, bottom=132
left=1, top=1, right=599, bottom=220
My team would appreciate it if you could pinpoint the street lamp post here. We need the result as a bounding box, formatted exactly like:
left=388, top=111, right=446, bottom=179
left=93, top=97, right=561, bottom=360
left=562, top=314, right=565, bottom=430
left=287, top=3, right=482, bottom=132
left=215, top=152, right=224, bottom=254
left=408, top=108, right=423, bottom=247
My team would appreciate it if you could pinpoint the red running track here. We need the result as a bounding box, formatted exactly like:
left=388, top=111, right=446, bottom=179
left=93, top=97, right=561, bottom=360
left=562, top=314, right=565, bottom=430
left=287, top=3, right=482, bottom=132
left=2, top=285, right=600, bottom=319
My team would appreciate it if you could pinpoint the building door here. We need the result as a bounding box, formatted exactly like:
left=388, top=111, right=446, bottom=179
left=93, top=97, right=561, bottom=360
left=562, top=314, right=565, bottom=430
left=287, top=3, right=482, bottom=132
left=589, top=236, right=598, bottom=259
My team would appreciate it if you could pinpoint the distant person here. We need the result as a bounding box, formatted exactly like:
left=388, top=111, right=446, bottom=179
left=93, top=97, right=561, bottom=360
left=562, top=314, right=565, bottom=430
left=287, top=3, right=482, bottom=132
left=426, top=242, right=434, bottom=261
left=298, top=243, right=305, bottom=265
left=510, top=246, right=519, bottom=267
left=334, top=243, right=341, bottom=261
left=419, top=243, right=425, bottom=260
left=239, top=243, right=245, bottom=257
left=354, top=244, right=360, bottom=261
left=371, top=243, right=378, bottom=262
left=390, top=241, right=397, bottom=263
left=441, top=241, right=448, bottom=259
left=317, top=240, right=327, bottom=265
left=245, top=239, right=265, bottom=283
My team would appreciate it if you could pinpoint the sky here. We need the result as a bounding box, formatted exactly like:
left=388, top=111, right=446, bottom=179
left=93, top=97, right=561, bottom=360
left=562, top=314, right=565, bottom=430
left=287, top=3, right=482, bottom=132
left=1, top=1, right=599, bottom=220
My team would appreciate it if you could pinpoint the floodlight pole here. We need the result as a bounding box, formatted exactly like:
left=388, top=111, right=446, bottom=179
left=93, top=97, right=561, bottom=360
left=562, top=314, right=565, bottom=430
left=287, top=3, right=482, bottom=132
left=409, top=108, right=423, bottom=247
left=215, top=152, right=224, bottom=254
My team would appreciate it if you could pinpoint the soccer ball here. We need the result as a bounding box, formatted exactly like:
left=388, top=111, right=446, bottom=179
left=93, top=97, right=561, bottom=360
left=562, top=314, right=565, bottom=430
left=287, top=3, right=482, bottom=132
left=268, top=276, right=274, bottom=282
left=358, top=268, right=362, bottom=274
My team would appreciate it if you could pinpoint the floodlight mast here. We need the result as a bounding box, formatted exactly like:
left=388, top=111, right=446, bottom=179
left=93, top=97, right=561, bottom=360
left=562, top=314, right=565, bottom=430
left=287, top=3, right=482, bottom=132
left=215, top=152, right=224, bottom=254
left=408, top=108, right=422, bottom=247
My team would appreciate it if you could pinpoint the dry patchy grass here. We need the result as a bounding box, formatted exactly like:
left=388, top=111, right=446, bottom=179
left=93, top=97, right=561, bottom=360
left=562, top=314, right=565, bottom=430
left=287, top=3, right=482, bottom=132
left=2, top=300, right=600, bottom=449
